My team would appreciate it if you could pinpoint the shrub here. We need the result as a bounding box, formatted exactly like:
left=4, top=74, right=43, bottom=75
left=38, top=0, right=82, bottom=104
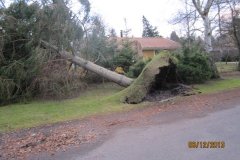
left=176, top=46, right=213, bottom=84
left=126, top=59, right=151, bottom=78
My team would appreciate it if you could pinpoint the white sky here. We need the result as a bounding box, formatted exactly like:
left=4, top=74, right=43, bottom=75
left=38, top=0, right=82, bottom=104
left=89, top=0, right=184, bottom=38
left=6, top=0, right=186, bottom=38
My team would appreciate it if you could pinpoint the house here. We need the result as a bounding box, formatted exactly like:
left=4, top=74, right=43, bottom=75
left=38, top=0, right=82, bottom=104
left=115, top=37, right=181, bottom=59
left=134, top=37, right=181, bottom=59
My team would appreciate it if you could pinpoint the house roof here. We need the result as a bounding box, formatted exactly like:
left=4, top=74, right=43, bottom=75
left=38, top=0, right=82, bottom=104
left=133, top=37, right=181, bottom=50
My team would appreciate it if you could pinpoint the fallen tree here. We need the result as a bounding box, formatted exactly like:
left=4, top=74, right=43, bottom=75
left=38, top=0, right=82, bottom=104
left=41, top=41, right=178, bottom=104
left=41, top=41, right=133, bottom=87
left=120, top=52, right=178, bottom=104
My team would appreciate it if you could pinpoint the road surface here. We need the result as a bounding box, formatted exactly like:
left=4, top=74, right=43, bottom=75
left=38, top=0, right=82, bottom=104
left=74, top=104, right=240, bottom=160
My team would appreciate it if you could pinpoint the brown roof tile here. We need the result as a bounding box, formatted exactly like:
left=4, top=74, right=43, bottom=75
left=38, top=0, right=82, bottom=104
left=133, top=37, right=181, bottom=50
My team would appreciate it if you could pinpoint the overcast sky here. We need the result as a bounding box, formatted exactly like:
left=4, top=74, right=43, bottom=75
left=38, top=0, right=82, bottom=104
left=7, top=0, right=185, bottom=37
left=89, top=0, right=184, bottom=38
left=6, top=0, right=186, bottom=37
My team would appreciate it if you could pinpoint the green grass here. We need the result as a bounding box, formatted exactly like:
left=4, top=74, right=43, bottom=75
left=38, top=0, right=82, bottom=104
left=1, top=64, right=240, bottom=133
left=216, top=62, right=238, bottom=73
left=0, top=83, right=139, bottom=133
left=195, top=77, right=240, bottom=94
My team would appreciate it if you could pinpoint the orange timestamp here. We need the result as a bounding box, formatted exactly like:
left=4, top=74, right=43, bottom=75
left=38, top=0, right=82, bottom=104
left=188, top=141, right=225, bottom=149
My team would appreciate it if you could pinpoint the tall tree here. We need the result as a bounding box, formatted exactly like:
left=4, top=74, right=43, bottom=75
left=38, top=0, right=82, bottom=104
left=142, top=16, right=159, bottom=37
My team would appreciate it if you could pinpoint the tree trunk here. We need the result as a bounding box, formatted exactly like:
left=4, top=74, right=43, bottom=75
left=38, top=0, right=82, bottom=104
left=41, top=41, right=133, bottom=87
left=203, top=16, right=212, bottom=52
left=202, top=15, right=219, bottom=78
left=192, top=0, right=214, bottom=52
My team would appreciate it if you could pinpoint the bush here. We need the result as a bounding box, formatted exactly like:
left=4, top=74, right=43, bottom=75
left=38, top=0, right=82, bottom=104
left=176, top=46, right=213, bottom=84
left=126, top=59, right=151, bottom=78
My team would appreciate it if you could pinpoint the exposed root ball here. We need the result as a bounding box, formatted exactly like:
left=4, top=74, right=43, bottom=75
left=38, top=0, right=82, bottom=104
left=121, top=52, right=179, bottom=104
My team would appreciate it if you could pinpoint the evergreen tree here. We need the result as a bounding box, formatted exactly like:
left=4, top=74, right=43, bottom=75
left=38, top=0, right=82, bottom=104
left=142, top=16, right=159, bottom=37
left=170, top=31, right=180, bottom=42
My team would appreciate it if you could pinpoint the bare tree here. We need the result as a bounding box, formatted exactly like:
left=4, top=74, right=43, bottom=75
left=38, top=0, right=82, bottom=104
left=214, top=0, right=240, bottom=69
left=192, top=0, right=215, bottom=52
left=170, top=0, right=201, bottom=46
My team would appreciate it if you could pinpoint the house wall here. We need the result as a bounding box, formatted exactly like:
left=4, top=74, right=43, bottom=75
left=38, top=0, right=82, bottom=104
left=114, top=37, right=181, bottom=59
left=143, top=50, right=155, bottom=59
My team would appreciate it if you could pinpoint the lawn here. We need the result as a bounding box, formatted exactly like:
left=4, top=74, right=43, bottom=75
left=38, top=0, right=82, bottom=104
left=195, top=77, right=240, bottom=94
left=0, top=83, right=138, bottom=133
left=216, top=62, right=239, bottom=73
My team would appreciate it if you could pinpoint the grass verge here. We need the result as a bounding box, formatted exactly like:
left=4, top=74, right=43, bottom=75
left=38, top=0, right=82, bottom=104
left=0, top=83, right=140, bottom=133
left=194, top=77, right=240, bottom=94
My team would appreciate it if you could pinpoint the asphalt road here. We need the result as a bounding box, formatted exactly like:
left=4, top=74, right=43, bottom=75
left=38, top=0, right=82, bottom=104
left=75, top=105, right=240, bottom=160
